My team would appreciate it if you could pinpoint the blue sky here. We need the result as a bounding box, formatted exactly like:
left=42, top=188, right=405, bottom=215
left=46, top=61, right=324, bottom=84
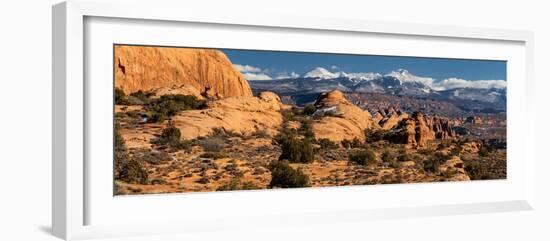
left=222, top=48, right=506, bottom=82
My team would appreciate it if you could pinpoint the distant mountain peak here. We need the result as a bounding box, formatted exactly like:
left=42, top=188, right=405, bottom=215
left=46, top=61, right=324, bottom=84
left=385, top=69, right=434, bottom=86
left=302, top=67, right=340, bottom=79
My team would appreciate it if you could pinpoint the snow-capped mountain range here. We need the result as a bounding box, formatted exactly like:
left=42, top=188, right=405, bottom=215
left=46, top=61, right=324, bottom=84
left=248, top=67, right=506, bottom=107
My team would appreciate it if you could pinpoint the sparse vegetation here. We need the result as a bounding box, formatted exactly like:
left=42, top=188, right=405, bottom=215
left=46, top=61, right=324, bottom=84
left=129, top=90, right=153, bottom=104
left=478, top=147, right=490, bottom=157
left=449, top=145, right=462, bottom=156
left=302, top=104, right=317, bottom=116
left=152, top=125, right=191, bottom=151
left=341, top=137, right=365, bottom=149
left=318, top=138, right=339, bottom=150
left=464, top=160, right=490, bottom=180
left=364, top=129, right=388, bottom=143
left=422, top=151, right=449, bottom=173
left=199, top=152, right=229, bottom=159
left=278, top=135, right=314, bottom=163
left=114, top=87, right=127, bottom=105
left=119, top=159, right=148, bottom=184
left=396, top=149, right=410, bottom=162
left=217, top=177, right=260, bottom=191
left=199, top=136, right=226, bottom=152
left=341, top=139, right=352, bottom=149
left=298, top=118, right=315, bottom=140
left=381, top=149, right=395, bottom=163
left=349, top=149, right=377, bottom=166
left=114, top=124, right=129, bottom=179
left=268, top=160, right=309, bottom=188
left=132, top=149, right=172, bottom=165
left=251, top=129, right=270, bottom=138
left=146, top=94, right=206, bottom=122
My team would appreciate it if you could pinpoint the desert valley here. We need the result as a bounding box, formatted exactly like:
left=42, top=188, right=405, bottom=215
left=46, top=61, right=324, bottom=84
left=113, top=45, right=506, bottom=195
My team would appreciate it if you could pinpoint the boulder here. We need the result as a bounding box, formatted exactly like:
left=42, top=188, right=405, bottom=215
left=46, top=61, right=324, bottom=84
left=311, top=90, right=377, bottom=143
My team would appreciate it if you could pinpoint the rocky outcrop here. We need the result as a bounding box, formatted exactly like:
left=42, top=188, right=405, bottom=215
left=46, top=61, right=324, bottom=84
left=311, top=90, right=377, bottom=142
left=114, top=45, right=252, bottom=98
left=149, top=85, right=204, bottom=99
left=426, top=116, right=457, bottom=139
left=387, top=111, right=457, bottom=148
left=171, top=91, right=283, bottom=140
left=438, top=156, right=470, bottom=181
left=377, top=108, right=409, bottom=130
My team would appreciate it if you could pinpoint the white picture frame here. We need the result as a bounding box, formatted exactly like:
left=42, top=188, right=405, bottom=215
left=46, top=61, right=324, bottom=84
left=52, top=0, right=536, bottom=240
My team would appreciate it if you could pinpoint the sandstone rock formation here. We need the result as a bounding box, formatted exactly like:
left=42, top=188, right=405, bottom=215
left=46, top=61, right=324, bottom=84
left=438, top=156, right=470, bottom=181
left=426, top=116, right=457, bottom=139
left=311, top=90, right=377, bottom=142
left=378, top=108, right=409, bottom=130
left=114, top=45, right=252, bottom=97
left=149, top=85, right=204, bottom=99
left=171, top=91, right=283, bottom=140
left=387, top=111, right=457, bottom=148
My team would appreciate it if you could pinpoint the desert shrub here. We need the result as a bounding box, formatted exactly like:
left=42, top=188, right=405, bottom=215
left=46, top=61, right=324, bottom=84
left=129, top=90, right=153, bottom=104
left=417, top=148, right=435, bottom=156
left=318, top=138, right=339, bottom=150
left=273, top=125, right=296, bottom=145
left=199, top=151, right=229, bottom=159
left=114, top=124, right=129, bottom=178
left=114, top=88, right=127, bottom=105
left=443, top=168, right=458, bottom=178
left=217, top=178, right=260, bottom=191
left=478, top=147, right=490, bottom=157
left=449, top=145, right=463, bottom=156
left=381, top=149, right=395, bottom=163
left=132, top=149, right=172, bottom=165
left=280, top=109, right=296, bottom=122
left=251, top=129, right=270, bottom=138
left=119, top=159, right=148, bottom=184
left=396, top=149, right=410, bottom=162
left=349, top=149, right=377, bottom=166
left=114, top=124, right=126, bottom=150
left=351, top=137, right=364, bottom=148
left=146, top=94, right=206, bottom=122
left=152, top=125, right=191, bottom=151
left=422, top=152, right=449, bottom=173
left=199, top=136, right=226, bottom=152
left=146, top=112, right=164, bottom=123
left=364, top=129, right=388, bottom=143
left=302, top=104, right=317, bottom=116
left=437, top=141, right=452, bottom=150
left=268, top=160, right=309, bottom=188
left=341, top=139, right=352, bottom=149
left=196, top=176, right=210, bottom=184
left=464, top=161, right=490, bottom=180
left=157, top=125, right=181, bottom=144
left=298, top=118, right=315, bottom=140
left=151, top=177, right=167, bottom=185
left=278, top=134, right=314, bottom=163
left=389, top=159, right=401, bottom=169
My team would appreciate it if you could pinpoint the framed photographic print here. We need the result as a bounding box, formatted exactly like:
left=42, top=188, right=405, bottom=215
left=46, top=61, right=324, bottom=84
left=52, top=0, right=536, bottom=240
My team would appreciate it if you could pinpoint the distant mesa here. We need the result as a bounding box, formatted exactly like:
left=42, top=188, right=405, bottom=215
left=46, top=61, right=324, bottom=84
left=115, top=45, right=252, bottom=98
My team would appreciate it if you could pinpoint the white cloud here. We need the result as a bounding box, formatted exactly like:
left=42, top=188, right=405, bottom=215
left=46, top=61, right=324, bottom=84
left=242, top=72, right=273, bottom=81
left=233, top=64, right=262, bottom=73
left=330, top=65, right=339, bottom=70
left=275, top=71, right=300, bottom=79
left=431, top=78, right=506, bottom=91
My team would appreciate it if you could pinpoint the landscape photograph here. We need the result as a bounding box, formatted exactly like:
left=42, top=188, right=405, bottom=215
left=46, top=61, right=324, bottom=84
left=113, top=45, right=507, bottom=195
